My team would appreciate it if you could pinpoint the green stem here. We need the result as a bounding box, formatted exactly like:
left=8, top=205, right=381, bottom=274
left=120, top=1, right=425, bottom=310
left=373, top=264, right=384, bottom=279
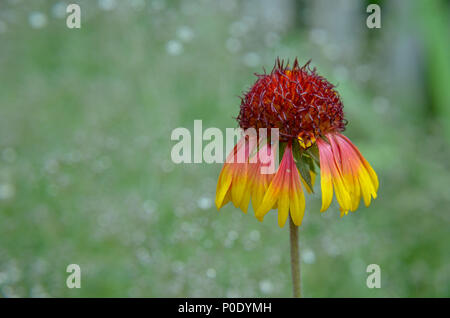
left=289, top=217, right=301, bottom=297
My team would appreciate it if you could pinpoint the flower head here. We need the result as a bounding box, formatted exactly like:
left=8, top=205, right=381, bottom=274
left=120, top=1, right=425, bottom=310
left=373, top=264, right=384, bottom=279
left=237, top=59, right=346, bottom=144
left=216, top=58, right=378, bottom=227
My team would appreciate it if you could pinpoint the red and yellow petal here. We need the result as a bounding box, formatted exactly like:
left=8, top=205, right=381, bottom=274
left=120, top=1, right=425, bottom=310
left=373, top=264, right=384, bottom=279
left=317, top=137, right=351, bottom=212
left=249, top=143, right=275, bottom=215
left=339, top=134, right=379, bottom=192
left=330, top=133, right=378, bottom=209
left=289, top=162, right=306, bottom=226
left=215, top=134, right=257, bottom=213
left=255, top=144, right=305, bottom=227
left=317, top=133, right=378, bottom=215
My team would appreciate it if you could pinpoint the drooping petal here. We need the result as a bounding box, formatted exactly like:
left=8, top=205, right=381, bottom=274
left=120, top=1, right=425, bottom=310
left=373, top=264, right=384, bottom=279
left=215, top=162, right=233, bottom=209
left=230, top=159, right=249, bottom=209
left=255, top=165, right=284, bottom=222
left=255, top=144, right=305, bottom=227
left=215, top=134, right=257, bottom=213
left=317, top=138, right=349, bottom=212
left=249, top=143, right=275, bottom=215
left=317, top=133, right=379, bottom=215
left=289, top=162, right=306, bottom=226
left=217, top=188, right=231, bottom=209
left=329, top=133, right=378, bottom=209
left=338, top=134, right=379, bottom=192
left=327, top=134, right=359, bottom=211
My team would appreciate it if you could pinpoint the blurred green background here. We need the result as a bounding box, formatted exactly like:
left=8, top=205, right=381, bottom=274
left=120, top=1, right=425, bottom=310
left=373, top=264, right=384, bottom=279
left=0, top=0, right=449, bottom=297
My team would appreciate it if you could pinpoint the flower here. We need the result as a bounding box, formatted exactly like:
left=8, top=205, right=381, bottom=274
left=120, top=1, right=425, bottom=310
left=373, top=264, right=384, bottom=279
left=215, top=59, right=379, bottom=227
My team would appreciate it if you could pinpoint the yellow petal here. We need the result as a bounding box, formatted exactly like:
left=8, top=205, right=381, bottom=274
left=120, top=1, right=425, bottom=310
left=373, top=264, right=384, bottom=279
left=217, top=188, right=231, bottom=209
left=289, top=169, right=306, bottom=226
left=255, top=176, right=282, bottom=220
left=215, top=165, right=232, bottom=210
left=317, top=139, right=334, bottom=212
left=277, top=185, right=290, bottom=227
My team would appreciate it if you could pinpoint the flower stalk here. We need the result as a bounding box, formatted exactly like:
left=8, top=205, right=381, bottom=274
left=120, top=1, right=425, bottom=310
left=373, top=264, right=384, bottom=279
left=289, top=216, right=301, bottom=298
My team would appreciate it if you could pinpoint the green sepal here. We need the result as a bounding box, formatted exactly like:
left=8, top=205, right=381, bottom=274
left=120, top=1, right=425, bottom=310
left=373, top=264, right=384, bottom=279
left=307, top=143, right=320, bottom=166
left=279, top=142, right=287, bottom=164
left=292, top=141, right=315, bottom=192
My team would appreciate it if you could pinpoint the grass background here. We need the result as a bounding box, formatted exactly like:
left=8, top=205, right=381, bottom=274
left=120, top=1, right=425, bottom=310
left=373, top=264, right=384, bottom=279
left=0, top=0, right=449, bottom=297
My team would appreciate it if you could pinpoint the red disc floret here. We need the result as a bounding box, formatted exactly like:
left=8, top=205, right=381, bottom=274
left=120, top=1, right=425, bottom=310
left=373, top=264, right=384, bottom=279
left=237, top=59, right=346, bottom=143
